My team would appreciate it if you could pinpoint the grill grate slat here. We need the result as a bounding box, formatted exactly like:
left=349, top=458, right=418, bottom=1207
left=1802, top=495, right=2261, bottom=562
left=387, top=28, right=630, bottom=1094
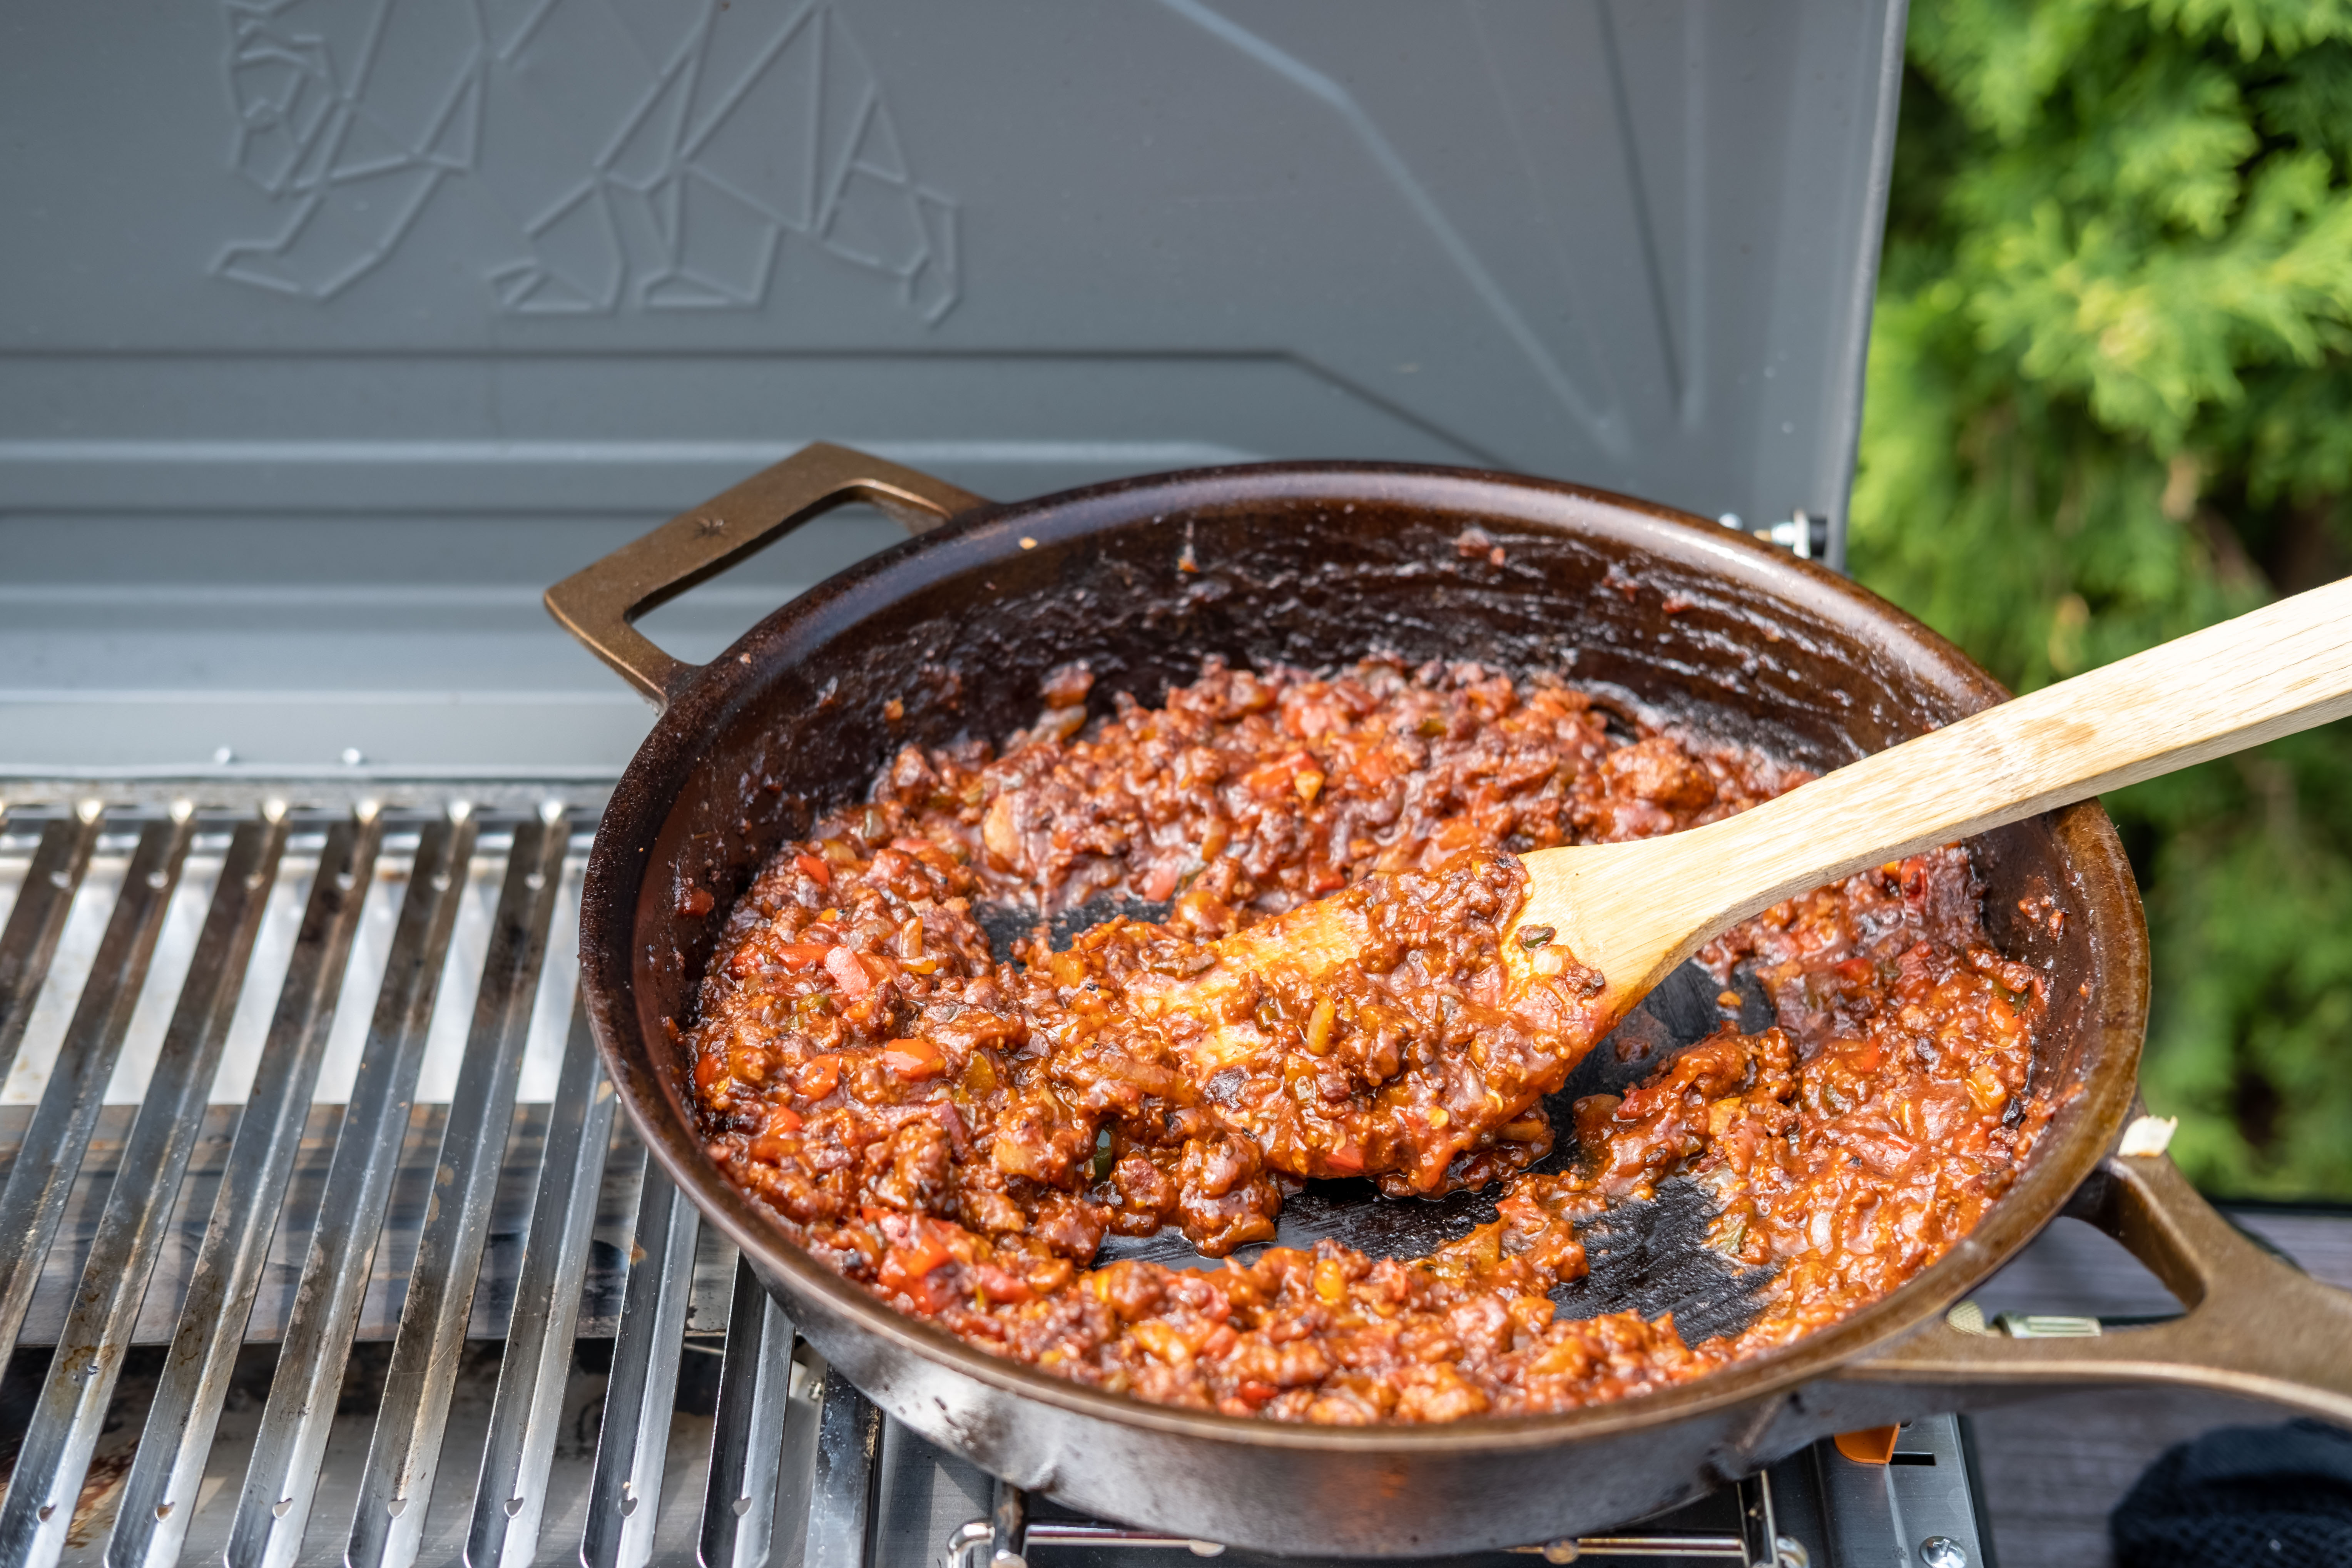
left=769, top=1342, right=832, bottom=1568
left=804, top=1367, right=883, bottom=1568
left=226, top=812, right=481, bottom=1568
left=349, top=812, right=569, bottom=1568
left=110, top=811, right=384, bottom=1568
left=0, top=814, right=101, bottom=1084
left=0, top=815, right=195, bottom=1368
left=700, top=1257, right=796, bottom=1568
left=0, top=815, right=286, bottom=1568
left=582, top=1162, right=702, bottom=1568
left=465, top=992, right=618, bottom=1568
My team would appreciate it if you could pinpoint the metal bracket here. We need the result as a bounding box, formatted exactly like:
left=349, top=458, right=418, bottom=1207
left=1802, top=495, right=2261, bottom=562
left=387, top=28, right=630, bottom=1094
left=949, top=1474, right=1810, bottom=1568
left=1719, top=510, right=1830, bottom=562
left=944, top=1484, right=1226, bottom=1568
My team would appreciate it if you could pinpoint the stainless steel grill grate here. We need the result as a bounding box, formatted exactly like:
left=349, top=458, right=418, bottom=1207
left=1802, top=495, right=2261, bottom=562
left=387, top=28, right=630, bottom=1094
left=0, top=790, right=1973, bottom=1568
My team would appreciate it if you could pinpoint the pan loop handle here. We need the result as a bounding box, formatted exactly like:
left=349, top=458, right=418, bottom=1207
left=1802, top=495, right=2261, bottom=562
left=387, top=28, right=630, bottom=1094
left=1842, top=1143, right=2352, bottom=1425
left=545, top=442, right=989, bottom=707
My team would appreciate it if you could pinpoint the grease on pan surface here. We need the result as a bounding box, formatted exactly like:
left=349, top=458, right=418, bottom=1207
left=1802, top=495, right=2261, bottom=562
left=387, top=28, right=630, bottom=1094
left=686, top=657, right=2051, bottom=1422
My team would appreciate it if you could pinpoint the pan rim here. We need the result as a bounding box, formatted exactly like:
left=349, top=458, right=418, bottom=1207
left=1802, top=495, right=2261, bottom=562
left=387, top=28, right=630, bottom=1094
left=579, top=458, right=2149, bottom=1453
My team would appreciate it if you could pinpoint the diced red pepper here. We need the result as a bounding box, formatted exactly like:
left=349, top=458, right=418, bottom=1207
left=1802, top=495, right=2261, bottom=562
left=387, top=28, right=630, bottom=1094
left=776, top=943, right=833, bottom=967
left=1239, top=757, right=1302, bottom=800
left=794, top=853, right=832, bottom=888
left=876, top=1223, right=959, bottom=1311
left=877, top=1232, right=951, bottom=1286
left=794, top=1054, right=843, bottom=1099
left=882, top=1037, right=944, bottom=1081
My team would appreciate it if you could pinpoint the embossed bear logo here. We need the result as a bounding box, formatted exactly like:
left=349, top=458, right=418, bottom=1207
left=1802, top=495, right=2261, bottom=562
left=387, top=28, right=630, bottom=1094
left=216, top=0, right=959, bottom=319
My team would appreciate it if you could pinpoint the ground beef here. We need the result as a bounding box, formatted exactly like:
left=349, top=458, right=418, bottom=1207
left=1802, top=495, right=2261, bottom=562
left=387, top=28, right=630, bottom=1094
left=686, top=656, right=2050, bottom=1421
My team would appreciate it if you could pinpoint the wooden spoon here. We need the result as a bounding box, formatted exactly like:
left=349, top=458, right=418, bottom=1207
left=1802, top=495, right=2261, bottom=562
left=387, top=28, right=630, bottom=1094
left=1480, top=574, right=2352, bottom=1029
left=1095, top=577, right=2352, bottom=1194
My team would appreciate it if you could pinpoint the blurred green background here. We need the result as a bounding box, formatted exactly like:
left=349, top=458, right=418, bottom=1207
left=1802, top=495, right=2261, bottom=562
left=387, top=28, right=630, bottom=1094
left=1852, top=0, right=2352, bottom=1196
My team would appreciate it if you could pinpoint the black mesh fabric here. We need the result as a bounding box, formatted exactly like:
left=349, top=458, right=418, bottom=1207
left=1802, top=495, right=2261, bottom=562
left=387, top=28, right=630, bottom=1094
left=2111, top=1419, right=2352, bottom=1568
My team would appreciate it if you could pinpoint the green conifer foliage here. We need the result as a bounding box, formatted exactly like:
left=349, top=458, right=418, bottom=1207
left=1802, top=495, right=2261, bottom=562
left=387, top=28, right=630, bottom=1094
left=1851, top=0, right=2352, bottom=1194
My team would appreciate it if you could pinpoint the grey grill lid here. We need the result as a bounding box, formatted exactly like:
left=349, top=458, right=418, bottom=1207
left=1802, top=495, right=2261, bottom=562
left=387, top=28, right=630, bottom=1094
left=0, top=0, right=1904, bottom=781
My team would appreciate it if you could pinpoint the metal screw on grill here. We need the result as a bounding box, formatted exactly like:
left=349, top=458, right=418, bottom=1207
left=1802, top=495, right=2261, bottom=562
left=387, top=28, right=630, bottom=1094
left=1718, top=509, right=1830, bottom=561
left=1918, top=1538, right=1966, bottom=1568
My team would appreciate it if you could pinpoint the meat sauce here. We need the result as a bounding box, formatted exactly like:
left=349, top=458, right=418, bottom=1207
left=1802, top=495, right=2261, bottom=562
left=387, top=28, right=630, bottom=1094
left=687, top=657, right=2051, bottom=1422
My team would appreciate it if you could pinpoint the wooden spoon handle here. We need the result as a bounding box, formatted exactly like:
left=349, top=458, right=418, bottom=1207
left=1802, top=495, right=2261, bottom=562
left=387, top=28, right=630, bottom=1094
left=1534, top=576, right=2352, bottom=1000
left=1692, top=574, right=2352, bottom=931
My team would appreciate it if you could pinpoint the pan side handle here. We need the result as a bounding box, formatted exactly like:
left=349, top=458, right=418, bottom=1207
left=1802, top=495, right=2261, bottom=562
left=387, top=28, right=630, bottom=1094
left=545, top=443, right=990, bottom=707
left=1838, top=1148, right=2352, bottom=1425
